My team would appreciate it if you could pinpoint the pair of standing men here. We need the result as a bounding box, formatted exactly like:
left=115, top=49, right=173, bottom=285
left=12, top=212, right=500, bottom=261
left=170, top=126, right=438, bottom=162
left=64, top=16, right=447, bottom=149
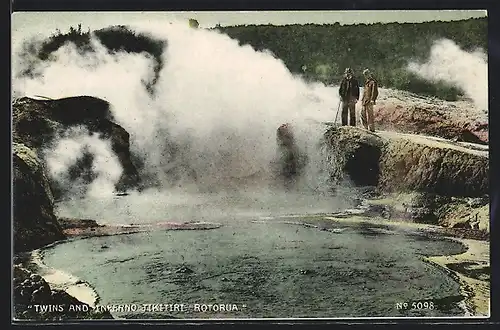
left=338, top=68, right=378, bottom=132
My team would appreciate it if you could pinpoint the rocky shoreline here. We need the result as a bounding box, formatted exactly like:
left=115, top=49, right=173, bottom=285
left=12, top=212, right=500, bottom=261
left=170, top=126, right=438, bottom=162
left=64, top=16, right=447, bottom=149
left=13, top=232, right=111, bottom=321
left=13, top=262, right=113, bottom=321
left=317, top=201, right=490, bottom=317
left=422, top=239, right=489, bottom=317
left=13, top=218, right=224, bottom=321
left=364, top=193, right=489, bottom=240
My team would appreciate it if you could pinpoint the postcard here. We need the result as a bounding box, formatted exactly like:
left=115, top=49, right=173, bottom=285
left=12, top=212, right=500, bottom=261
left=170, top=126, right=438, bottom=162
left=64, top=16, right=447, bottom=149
left=11, top=9, right=489, bottom=321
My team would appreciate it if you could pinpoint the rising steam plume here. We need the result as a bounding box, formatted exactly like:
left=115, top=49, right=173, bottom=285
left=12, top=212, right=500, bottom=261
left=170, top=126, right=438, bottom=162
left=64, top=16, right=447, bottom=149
left=13, top=21, right=339, bottom=199
left=42, top=126, right=123, bottom=199
left=408, top=38, right=488, bottom=111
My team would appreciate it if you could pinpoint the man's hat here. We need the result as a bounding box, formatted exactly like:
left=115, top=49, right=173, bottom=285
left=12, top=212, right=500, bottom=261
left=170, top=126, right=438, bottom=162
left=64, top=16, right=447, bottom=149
left=345, top=68, right=353, bottom=74
left=363, top=68, right=371, bottom=75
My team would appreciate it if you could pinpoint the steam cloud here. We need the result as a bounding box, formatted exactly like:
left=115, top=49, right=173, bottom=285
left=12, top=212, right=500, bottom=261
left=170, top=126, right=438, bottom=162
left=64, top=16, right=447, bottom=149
left=13, top=22, right=340, bottom=201
left=43, top=126, right=123, bottom=198
left=408, top=38, right=488, bottom=111
left=14, top=25, right=166, bottom=94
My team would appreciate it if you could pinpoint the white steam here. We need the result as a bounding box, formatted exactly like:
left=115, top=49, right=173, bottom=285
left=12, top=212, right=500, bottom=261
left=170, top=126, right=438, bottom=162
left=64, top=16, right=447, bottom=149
left=408, top=38, right=488, bottom=111
left=13, top=22, right=340, bottom=194
left=44, top=126, right=123, bottom=198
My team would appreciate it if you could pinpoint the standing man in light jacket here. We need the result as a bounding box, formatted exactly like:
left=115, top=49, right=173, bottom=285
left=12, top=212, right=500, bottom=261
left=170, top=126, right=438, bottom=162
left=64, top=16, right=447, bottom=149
left=361, top=68, right=379, bottom=132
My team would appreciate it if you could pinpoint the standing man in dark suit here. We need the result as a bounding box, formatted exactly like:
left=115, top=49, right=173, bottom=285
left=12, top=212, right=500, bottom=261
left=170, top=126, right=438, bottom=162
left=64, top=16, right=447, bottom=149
left=338, top=68, right=360, bottom=126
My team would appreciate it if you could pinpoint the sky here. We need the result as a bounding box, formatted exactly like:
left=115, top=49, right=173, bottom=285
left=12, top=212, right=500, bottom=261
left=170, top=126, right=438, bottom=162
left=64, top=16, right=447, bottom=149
left=12, top=10, right=487, bottom=42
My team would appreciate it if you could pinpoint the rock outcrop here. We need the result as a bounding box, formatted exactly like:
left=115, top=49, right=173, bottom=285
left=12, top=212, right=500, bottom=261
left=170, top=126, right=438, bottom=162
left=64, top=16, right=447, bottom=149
left=378, top=131, right=488, bottom=197
left=12, top=96, right=140, bottom=196
left=13, top=143, right=65, bottom=252
left=367, top=192, right=490, bottom=232
left=322, top=126, right=384, bottom=187
left=12, top=94, right=143, bottom=248
left=13, top=265, right=113, bottom=320
left=373, top=89, right=488, bottom=144
left=12, top=95, right=139, bottom=319
left=323, top=126, right=488, bottom=197
left=323, top=126, right=489, bottom=230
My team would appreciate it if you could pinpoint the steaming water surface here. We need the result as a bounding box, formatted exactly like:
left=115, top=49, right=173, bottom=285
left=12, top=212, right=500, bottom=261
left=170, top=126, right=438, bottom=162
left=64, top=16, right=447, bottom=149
left=43, top=193, right=467, bottom=319
left=54, top=188, right=354, bottom=224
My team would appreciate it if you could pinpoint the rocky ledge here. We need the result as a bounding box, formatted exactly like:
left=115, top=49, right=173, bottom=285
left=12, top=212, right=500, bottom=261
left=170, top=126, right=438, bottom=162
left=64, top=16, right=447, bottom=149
left=374, top=89, right=488, bottom=144
left=323, top=126, right=489, bottom=233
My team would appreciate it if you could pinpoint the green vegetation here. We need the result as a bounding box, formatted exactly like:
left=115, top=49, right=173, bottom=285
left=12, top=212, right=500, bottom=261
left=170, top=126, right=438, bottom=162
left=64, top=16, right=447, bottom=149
left=37, top=25, right=93, bottom=61
left=39, top=24, right=165, bottom=65
left=214, top=18, right=487, bottom=100
left=20, top=25, right=165, bottom=93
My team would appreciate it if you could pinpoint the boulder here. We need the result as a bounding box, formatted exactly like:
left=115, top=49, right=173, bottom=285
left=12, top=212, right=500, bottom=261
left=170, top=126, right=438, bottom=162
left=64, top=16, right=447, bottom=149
left=12, top=96, right=140, bottom=196
left=13, top=143, right=65, bottom=252
left=323, top=126, right=488, bottom=197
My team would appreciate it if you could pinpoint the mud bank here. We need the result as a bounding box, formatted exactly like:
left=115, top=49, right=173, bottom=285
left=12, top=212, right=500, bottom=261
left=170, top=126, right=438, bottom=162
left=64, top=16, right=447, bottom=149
left=423, top=239, right=489, bottom=317
left=366, top=193, right=489, bottom=237
left=58, top=218, right=223, bottom=239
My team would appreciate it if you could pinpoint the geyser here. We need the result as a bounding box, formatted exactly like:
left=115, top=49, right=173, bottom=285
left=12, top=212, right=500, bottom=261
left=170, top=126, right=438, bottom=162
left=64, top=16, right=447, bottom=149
left=12, top=21, right=340, bottom=196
